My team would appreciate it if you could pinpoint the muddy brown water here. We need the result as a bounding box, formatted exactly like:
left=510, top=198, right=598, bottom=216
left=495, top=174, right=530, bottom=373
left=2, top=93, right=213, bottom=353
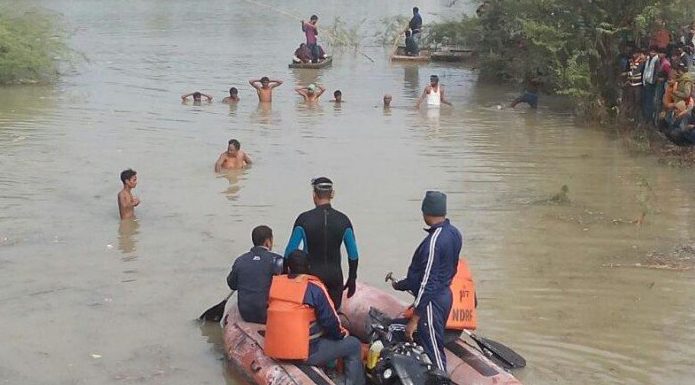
left=2, top=1, right=695, bottom=384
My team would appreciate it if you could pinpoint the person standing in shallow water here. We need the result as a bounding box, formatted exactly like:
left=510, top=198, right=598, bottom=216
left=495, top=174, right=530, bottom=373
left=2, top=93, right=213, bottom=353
left=249, top=77, right=283, bottom=103
left=118, top=169, right=140, bottom=220
left=284, top=177, right=359, bottom=310
left=416, top=75, right=452, bottom=108
left=181, top=91, right=212, bottom=104
left=215, top=139, right=252, bottom=172
left=222, top=87, right=240, bottom=104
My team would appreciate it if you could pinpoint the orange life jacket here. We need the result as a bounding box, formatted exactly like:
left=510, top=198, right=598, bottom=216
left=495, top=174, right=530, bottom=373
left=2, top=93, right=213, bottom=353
left=264, top=274, right=329, bottom=360
left=446, top=259, right=477, bottom=330
left=403, top=258, right=477, bottom=330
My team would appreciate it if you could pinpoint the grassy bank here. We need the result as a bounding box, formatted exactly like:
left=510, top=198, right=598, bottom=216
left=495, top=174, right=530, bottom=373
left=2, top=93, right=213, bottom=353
left=0, top=10, right=69, bottom=85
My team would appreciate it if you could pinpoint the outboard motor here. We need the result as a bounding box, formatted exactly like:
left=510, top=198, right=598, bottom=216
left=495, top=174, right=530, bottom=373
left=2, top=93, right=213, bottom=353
left=366, top=308, right=451, bottom=385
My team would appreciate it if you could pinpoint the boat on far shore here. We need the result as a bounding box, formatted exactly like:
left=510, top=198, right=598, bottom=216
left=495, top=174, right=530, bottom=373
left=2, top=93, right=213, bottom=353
left=431, top=48, right=475, bottom=62
left=289, top=56, right=333, bottom=69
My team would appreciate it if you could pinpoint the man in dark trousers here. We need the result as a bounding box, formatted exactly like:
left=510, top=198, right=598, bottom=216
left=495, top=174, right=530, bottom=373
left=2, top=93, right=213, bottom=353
left=391, top=191, right=462, bottom=372
left=285, top=177, right=359, bottom=310
left=408, top=7, right=423, bottom=44
left=227, top=225, right=284, bottom=324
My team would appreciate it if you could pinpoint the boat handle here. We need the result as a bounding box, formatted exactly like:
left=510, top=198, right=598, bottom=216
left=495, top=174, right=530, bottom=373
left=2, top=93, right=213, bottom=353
left=250, top=360, right=262, bottom=373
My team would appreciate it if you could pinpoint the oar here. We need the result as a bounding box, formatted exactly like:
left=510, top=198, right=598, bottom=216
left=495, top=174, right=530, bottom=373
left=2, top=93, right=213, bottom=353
left=199, top=291, right=235, bottom=322
left=384, top=272, right=526, bottom=370
left=462, top=329, right=526, bottom=370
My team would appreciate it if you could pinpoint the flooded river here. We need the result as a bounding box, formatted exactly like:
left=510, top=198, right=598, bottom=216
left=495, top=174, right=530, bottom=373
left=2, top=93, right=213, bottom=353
left=2, top=0, right=695, bottom=384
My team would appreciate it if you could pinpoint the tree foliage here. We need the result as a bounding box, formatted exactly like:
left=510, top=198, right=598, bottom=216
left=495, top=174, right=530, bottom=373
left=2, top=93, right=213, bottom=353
left=427, top=0, right=695, bottom=119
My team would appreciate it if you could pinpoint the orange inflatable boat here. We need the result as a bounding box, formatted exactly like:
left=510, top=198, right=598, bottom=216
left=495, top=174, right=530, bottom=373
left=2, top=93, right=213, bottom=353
left=222, top=283, right=524, bottom=385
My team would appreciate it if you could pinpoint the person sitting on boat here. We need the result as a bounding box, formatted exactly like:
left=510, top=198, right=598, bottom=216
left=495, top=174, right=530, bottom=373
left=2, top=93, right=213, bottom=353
left=405, top=30, right=419, bottom=56
left=389, top=191, right=462, bottom=372
left=415, top=75, right=452, bottom=108
left=294, top=43, right=313, bottom=64
left=226, top=225, right=283, bottom=324
left=265, top=250, right=365, bottom=385
left=317, top=45, right=328, bottom=61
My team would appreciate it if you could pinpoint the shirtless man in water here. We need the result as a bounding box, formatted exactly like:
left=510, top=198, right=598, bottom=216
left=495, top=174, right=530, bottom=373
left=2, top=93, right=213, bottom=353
left=215, top=139, right=253, bottom=172
left=249, top=77, right=283, bottom=102
left=295, top=84, right=326, bottom=103
left=118, top=169, right=140, bottom=220
left=222, top=87, right=240, bottom=104
left=181, top=92, right=213, bottom=104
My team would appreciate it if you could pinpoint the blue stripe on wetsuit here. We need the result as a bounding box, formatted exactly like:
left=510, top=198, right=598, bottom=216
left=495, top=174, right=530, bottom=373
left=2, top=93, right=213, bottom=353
left=284, top=226, right=308, bottom=257
left=342, top=228, right=359, bottom=261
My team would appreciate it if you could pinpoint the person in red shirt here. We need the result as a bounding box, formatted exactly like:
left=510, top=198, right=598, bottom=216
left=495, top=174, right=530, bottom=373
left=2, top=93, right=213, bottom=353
left=301, top=15, right=319, bottom=63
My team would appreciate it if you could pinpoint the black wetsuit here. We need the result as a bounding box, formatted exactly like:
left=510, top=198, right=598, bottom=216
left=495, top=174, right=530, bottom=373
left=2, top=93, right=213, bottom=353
left=285, top=203, right=359, bottom=309
left=227, top=246, right=284, bottom=324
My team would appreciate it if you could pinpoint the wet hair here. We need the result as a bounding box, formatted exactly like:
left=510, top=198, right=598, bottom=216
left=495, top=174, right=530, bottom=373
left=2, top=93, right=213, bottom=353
left=260, top=76, right=270, bottom=83
left=120, top=169, right=137, bottom=184
left=334, top=90, right=342, bottom=98
left=430, top=75, right=439, bottom=83
left=413, top=7, right=419, bottom=13
left=405, top=30, right=411, bottom=37
left=228, top=139, right=241, bottom=149
left=252, top=225, right=273, bottom=246
left=287, top=249, right=310, bottom=274
left=310, top=15, right=318, bottom=21
left=229, top=87, right=238, bottom=95
left=193, top=92, right=202, bottom=100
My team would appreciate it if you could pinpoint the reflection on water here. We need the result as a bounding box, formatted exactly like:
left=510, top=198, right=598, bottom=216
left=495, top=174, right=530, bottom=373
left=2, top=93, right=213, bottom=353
left=403, top=65, right=420, bottom=96
left=219, top=169, right=246, bottom=201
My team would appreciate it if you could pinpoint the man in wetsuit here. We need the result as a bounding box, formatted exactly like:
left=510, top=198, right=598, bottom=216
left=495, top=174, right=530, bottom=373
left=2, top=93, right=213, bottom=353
left=285, top=177, right=359, bottom=309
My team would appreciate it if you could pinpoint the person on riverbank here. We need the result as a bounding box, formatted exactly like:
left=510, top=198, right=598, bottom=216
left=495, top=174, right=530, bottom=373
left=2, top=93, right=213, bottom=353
left=302, top=15, right=319, bottom=62
left=655, top=48, right=672, bottom=116
left=222, top=87, right=240, bottom=104
left=416, top=75, right=451, bottom=108
left=623, top=49, right=645, bottom=119
left=510, top=77, right=541, bottom=109
left=249, top=77, right=283, bottom=103
left=118, top=169, right=140, bottom=220
left=330, top=90, right=343, bottom=103
left=284, top=177, right=359, bottom=310
left=226, top=225, right=284, bottom=324
left=181, top=92, right=213, bottom=104
left=295, top=84, right=326, bottom=103
left=642, top=47, right=661, bottom=123
left=408, top=7, right=423, bottom=44
left=389, top=191, right=461, bottom=372
left=214, top=139, right=252, bottom=172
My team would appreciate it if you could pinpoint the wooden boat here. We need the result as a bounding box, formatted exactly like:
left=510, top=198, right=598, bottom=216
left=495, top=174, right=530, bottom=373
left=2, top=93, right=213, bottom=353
left=289, top=56, right=333, bottom=69
left=222, top=282, right=524, bottom=385
left=391, top=46, right=430, bottom=62
left=431, top=49, right=475, bottom=62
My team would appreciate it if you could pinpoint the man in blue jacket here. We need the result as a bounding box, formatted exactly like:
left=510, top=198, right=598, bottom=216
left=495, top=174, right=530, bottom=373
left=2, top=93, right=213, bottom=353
left=391, top=191, right=462, bottom=371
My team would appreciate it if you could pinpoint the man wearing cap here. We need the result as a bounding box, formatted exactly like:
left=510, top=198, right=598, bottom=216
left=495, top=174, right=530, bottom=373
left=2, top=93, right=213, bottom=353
left=284, top=177, right=359, bottom=310
left=390, top=191, right=462, bottom=372
left=295, top=84, right=326, bottom=103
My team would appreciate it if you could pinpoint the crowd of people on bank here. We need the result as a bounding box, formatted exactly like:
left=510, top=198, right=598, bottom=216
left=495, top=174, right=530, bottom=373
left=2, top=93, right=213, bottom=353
left=619, top=20, right=695, bottom=144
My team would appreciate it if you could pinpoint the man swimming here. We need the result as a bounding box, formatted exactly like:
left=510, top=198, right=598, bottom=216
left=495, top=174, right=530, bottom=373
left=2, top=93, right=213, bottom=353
left=295, top=84, right=326, bottom=103
left=181, top=91, right=213, bottom=104
left=415, top=75, right=452, bottom=108
left=118, top=169, right=140, bottom=220
left=222, top=87, right=240, bottom=104
left=330, top=90, right=343, bottom=103
left=214, top=139, right=252, bottom=172
left=249, top=77, right=283, bottom=103
left=383, top=94, right=393, bottom=108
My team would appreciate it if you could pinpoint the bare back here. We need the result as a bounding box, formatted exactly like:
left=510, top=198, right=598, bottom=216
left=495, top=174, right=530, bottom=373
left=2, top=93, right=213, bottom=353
left=256, top=87, right=274, bottom=103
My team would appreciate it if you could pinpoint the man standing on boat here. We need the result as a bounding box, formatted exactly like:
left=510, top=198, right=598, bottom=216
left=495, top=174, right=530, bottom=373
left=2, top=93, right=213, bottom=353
left=285, top=177, right=359, bottom=310
left=227, top=225, right=283, bottom=324
left=391, top=191, right=462, bottom=372
left=408, top=7, right=423, bottom=44
left=302, top=15, right=320, bottom=63
left=416, top=75, right=452, bottom=108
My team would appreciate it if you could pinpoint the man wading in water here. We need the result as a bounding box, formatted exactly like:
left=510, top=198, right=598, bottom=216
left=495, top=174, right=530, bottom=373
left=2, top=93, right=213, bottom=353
left=416, top=75, right=452, bottom=109
left=295, top=84, right=326, bottom=103
left=215, top=139, right=252, bottom=172
left=249, top=77, right=283, bottom=103
left=118, top=169, right=140, bottom=220
left=284, top=177, right=359, bottom=309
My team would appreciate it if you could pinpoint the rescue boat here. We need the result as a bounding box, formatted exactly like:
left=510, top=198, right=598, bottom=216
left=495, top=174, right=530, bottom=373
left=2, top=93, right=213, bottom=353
left=222, top=283, right=524, bottom=385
